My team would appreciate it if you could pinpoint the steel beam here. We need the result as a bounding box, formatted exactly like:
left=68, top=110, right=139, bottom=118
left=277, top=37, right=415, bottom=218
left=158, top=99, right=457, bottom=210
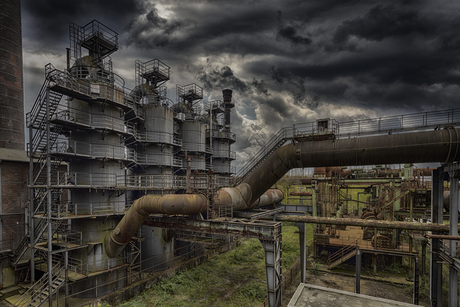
left=414, top=256, right=420, bottom=305
left=430, top=167, right=443, bottom=307
left=144, top=216, right=281, bottom=240
left=275, top=215, right=452, bottom=232
left=296, top=223, right=306, bottom=283
left=448, top=173, right=458, bottom=307
left=355, top=249, right=361, bottom=294
left=145, top=216, right=283, bottom=306
left=260, top=235, right=282, bottom=307
left=250, top=208, right=285, bottom=220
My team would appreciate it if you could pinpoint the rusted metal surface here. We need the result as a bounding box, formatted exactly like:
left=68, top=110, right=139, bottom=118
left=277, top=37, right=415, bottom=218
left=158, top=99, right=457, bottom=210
left=276, top=215, right=452, bottom=232
left=251, top=189, right=284, bottom=207
left=250, top=207, right=285, bottom=219
left=144, top=216, right=282, bottom=240
left=425, top=234, right=460, bottom=240
left=289, top=191, right=312, bottom=196
left=242, top=127, right=460, bottom=206
left=105, top=194, right=208, bottom=257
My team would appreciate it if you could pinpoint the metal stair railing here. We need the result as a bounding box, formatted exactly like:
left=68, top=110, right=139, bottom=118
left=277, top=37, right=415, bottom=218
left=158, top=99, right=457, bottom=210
left=235, top=127, right=294, bottom=185
left=234, top=108, right=460, bottom=186
left=12, top=218, right=66, bottom=266
left=327, top=240, right=358, bottom=268
left=12, top=262, right=65, bottom=307
left=13, top=170, right=68, bottom=265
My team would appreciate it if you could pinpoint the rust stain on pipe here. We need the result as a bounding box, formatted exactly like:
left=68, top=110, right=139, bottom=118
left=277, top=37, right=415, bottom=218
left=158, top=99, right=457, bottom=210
left=242, top=127, right=460, bottom=205
left=290, top=191, right=312, bottom=196
left=106, top=127, right=460, bottom=258
left=276, top=215, right=451, bottom=232
left=105, top=194, right=208, bottom=258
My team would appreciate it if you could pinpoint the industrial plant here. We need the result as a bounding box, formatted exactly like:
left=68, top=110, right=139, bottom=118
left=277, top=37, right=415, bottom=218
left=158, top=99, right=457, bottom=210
left=1, top=1, right=460, bottom=307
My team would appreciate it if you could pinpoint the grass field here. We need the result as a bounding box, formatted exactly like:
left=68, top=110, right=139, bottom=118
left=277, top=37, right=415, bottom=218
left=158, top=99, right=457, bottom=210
left=101, top=222, right=314, bottom=307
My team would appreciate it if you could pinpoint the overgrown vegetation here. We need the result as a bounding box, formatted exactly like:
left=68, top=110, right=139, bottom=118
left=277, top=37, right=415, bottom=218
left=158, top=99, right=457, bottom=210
left=100, top=222, right=313, bottom=307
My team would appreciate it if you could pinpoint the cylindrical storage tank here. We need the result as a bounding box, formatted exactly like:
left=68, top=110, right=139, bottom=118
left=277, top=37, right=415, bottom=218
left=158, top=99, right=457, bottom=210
left=212, top=159, right=231, bottom=173
left=68, top=101, right=127, bottom=214
left=213, top=139, right=230, bottom=159
left=141, top=226, right=174, bottom=272
left=0, top=0, right=24, bottom=150
left=144, top=104, right=174, bottom=144
left=140, top=104, right=175, bottom=187
left=181, top=120, right=206, bottom=170
left=70, top=218, right=125, bottom=297
left=70, top=160, right=125, bottom=214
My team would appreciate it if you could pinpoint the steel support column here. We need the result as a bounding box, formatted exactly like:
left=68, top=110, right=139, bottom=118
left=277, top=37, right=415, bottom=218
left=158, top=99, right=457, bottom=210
left=260, top=235, right=282, bottom=307
left=296, top=222, right=306, bottom=283
left=448, top=171, right=458, bottom=307
left=421, top=241, right=426, bottom=277
left=414, top=256, right=420, bottom=305
left=46, top=88, right=53, bottom=307
left=430, top=167, right=443, bottom=307
left=355, top=249, right=361, bottom=294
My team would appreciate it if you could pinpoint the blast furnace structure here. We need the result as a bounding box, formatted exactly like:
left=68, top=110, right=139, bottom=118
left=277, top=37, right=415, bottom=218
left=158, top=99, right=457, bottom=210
left=16, top=20, right=241, bottom=305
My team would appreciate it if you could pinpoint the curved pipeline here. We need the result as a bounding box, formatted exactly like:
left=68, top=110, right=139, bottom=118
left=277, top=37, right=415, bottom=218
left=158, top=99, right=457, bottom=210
left=105, top=188, right=282, bottom=257
left=106, top=127, right=460, bottom=257
left=239, top=127, right=460, bottom=206
left=105, top=194, right=208, bottom=258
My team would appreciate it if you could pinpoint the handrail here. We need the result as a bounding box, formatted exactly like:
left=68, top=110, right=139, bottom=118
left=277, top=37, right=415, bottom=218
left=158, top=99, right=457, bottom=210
left=327, top=240, right=358, bottom=265
left=236, top=108, right=460, bottom=183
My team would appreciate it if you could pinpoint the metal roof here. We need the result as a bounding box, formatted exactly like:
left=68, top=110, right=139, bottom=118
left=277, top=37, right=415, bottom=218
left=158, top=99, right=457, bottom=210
left=288, top=284, right=421, bottom=307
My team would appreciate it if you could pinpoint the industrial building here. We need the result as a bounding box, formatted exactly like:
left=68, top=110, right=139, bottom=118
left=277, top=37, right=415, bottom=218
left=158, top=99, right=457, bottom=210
left=2, top=1, right=460, bottom=307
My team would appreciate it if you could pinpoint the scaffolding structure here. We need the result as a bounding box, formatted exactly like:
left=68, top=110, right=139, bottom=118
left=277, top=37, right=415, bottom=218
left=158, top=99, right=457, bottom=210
left=17, top=20, right=238, bottom=306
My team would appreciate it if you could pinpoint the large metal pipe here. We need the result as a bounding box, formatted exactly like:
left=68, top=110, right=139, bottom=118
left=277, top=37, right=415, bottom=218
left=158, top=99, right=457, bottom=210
left=242, top=127, right=460, bottom=205
left=105, top=194, right=208, bottom=258
left=275, top=215, right=451, bottom=232
left=107, top=127, right=460, bottom=257
left=105, top=188, right=283, bottom=257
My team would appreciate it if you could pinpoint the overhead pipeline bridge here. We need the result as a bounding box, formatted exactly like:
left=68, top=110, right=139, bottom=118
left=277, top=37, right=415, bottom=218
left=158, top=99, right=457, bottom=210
left=235, top=108, right=460, bottom=185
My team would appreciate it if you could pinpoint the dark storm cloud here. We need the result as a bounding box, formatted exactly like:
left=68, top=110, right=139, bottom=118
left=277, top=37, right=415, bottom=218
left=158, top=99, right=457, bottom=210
left=22, top=0, right=144, bottom=53
left=127, top=6, right=183, bottom=49
left=22, top=0, right=460, bottom=170
left=196, top=65, right=248, bottom=93
left=126, top=1, right=279, bottom=55
left=333, top=4, right=433, bottom=46
left=277, top=25, right=311, bottom=45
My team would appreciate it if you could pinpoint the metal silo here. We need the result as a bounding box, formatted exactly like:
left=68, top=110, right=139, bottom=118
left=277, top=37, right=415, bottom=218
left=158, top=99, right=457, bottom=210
left=181, top=120, right=206, bottom=170
left=62, top=21, right=128, bottom=297
left=132, top=60, right=177, bottom=271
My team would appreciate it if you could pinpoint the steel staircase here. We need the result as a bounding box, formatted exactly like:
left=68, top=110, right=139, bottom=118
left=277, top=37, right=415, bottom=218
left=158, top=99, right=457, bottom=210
left=13, top=219, right=67, bottom=267
left=14, top=66, right=67, bottom=267
left=234, top=127, right=294, bottom=185
left=327, top=241, right=358, bottom=269
left=12, top=263, right=65, bottom=307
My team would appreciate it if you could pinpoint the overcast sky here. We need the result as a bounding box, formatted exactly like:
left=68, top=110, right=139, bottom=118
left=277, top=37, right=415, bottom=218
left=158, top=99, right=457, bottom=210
left=21, top=0, right=460, bottom=170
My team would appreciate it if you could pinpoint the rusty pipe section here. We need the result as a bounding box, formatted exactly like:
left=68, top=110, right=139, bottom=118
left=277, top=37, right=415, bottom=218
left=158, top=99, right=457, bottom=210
left=242, top=127, right=460, bottom=205
left=251, top=189, right=284, bottom=208
left=105, top=194, right=208, bottom=258
left=276, top=215, right=451, bottom=232
left=106, top=127, right=460, bottom=257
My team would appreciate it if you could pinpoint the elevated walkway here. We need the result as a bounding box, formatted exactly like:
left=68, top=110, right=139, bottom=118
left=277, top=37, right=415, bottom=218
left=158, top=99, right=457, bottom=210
left=235, top=108, right=460, bottom=185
